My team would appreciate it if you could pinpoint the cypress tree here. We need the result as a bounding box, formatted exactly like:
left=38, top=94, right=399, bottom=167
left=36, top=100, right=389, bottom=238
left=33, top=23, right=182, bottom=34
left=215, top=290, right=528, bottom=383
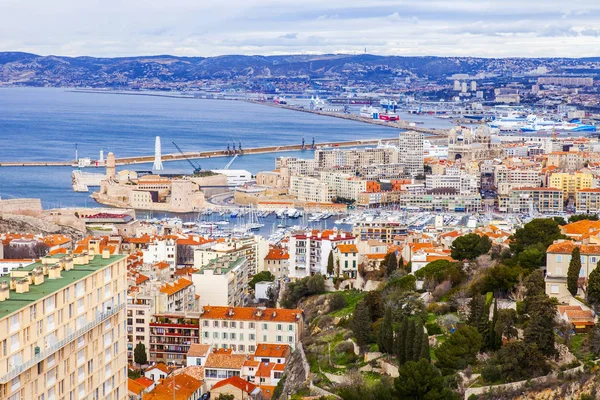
left=486, top=299, right=501, bottom=351
left=327, top=250, right=334, bottom=276
left=386, top=252, right=398, bottom=277
left=404, top=319, right=416, bottom=362
left=395, top=317, right=408, bottom=365
left=524, top=295, right=557, bottom=357
left=379, top=307, right=394, bottom=354
left=567, top=247, right=581, bottom=296
left=413, top=320, right=423, bottom=362
left=351, top=300, right=372, bottom=348
left=468, top=294, right=487, bottom=336
left=419, top=331, right=431, bottom=361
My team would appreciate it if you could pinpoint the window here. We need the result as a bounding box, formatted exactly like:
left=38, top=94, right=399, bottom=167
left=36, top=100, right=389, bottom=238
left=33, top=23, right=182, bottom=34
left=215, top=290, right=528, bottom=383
left=550, top=285, right=559, bottom=294
left=249, top=322, right=254, bottom=329
left=222, top=332, right=228, bottom=339
left=230, top=322, right=236, bottom=328
left=203, top=332, right=209, bottom=339
left=213, top=321, right=219, bottom=328
left=231, top=333, right=236, bottom=340
left=222, top=321, right=228, bottom=328
left=249, top=334, right=255, bottom=341
left=288, top=324, right=293, bottom=331
left=203, top=321, right=209, bottom=327
left=556, top=255, right=563, bottom=263
left=288, top=336, right=293, bottom=343
left=276, top=335, right=282, bottom=343
left=9, top=314, right=20, bottom=333
left=277, top=324, right=282, bottom=331
left=261, top=323, right=267, bottom=330
left=263, top=335, right=267, bottom=342
left=239, top=345, right=245, bottom=352
left=556, top=267, right=563, bottom=275
left=239, top=322, right=244, bottom=329
left=45, top=297, right=55, bottom=313
left=592, top=257, right=598, bottom=264
left=213, top=332, right=219, bottom=339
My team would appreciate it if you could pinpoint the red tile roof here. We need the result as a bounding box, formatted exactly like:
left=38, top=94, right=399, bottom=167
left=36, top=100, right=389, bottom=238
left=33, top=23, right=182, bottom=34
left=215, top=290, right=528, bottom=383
left=211, top=376, right=258, bottom=394
left=200, top=306, right=302, bottom=323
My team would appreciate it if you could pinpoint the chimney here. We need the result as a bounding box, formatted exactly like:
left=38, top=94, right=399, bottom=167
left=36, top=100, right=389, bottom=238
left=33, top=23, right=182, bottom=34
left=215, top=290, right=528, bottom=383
left=102, top=248, right=110, bottom=259
left=0, top=282, right=9, bottom=301
left=272, top=311, right=277, bottom=318
left=228, top=308, right=234, bottom=316
left=64, top=257, right=74, bottom=271
left=32, top=267, right=44, bottom=285
left=9, top=278, right=16, bottom=290
left=15, top=278, right=30, bottom=294
left=48, top=265, right=61, bottom=280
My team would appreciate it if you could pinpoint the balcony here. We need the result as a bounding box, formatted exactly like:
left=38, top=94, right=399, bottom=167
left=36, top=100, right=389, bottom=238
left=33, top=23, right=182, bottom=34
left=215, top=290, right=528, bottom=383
left=0, top=303, right=126, bottom=384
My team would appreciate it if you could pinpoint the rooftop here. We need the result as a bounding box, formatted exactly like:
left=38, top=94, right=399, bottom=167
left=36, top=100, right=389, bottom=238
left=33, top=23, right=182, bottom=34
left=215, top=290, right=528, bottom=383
left=0, top=253, right=124, bottom=320
left=196, top=256, right=246, bottom=275
left=200, top=306, right=302, bottom=323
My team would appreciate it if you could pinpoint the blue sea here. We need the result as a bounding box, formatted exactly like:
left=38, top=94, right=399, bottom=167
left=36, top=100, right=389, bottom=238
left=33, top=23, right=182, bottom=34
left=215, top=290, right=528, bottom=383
left=0, top=88, right=400, bottom=208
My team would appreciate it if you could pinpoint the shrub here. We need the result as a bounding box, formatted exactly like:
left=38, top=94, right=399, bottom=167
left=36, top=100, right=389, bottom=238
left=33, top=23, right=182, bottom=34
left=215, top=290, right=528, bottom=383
left=425, top=321, right=442, bottom=335
left=329, top=292, right=348, bottom=312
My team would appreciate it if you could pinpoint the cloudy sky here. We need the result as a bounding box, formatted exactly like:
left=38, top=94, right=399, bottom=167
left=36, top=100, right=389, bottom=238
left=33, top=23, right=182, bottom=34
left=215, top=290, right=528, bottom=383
left=2, top=0, right=600, bottom=58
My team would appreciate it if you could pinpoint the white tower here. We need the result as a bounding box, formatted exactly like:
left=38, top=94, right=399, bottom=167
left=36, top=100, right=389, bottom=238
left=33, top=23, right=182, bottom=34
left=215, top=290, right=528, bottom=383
left=153, top=136, right=164, bottom=171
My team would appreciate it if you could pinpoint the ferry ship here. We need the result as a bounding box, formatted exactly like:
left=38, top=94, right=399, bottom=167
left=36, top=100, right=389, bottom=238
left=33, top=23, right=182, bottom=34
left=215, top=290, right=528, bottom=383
left=380, top=99, right=398, bottom=112
left=520, top=116, right=596, bottom=133
left=379, top=113, right=400, bottom=121
left=360, top=106, right=380, bottom=119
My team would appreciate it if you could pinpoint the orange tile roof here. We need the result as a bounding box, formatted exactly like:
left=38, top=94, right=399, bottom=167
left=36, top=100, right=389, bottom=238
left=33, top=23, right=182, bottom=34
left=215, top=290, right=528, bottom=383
left=211, top=376, right=258, bottom=394
left=205, top=353, right=249, bottom=369
left=134, top=377, right=155, bottom=389
left=562, top=220, right=600, bottom=236
left=425, top=255, right=455, bottom=263
left=200, top=306, right=302, bottom=323
left=129, top=378, right=146, bottom=395
left=253, top=344, right=290, bottom=359
left=547, top=241, right=600, bottom=255
left=578, top=188, right=600, bottom=193
left=366, top=254, right=387, bottom=260
left=142, top=373, right=203, bottom=400
left=336, top=244, right=358, bottom=253
left=147, top=363, right=170, bottom=374
left=409, top=243, right=436, bottom=252
left=187, top=344, right=211, bottom=357
left=265, top=247, right=289, bottom=260
left=159, top=278, right=193, bottom=296
left=256, top=362, right=276, bottom=377
left=259, top=385, right=276, bottom=400
left=155, top=261, right=170, bottom=270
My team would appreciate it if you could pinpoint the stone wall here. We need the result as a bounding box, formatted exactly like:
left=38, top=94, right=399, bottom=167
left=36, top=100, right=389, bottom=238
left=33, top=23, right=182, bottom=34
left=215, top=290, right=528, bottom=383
left=0, top=198, right=42, bottom=214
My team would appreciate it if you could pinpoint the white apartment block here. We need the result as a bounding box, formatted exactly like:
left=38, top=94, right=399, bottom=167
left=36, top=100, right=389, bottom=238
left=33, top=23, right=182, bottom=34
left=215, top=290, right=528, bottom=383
left=192, top=256, right=249, bottom=308
left=314, top=147, right=399, bottom=169
left=142, top=238, right=177, bottom=272
left=193, top=236, right=265, bottom=278
left=398, top=130, right=424, bottom=177
left=0, top=251, right=127, bottom=400
left=320, top=172, right=370, bottom=201
left=289, top=175, right=333, bottom=203
left=287, top=230, right=356, bottom=279
left=425, top=168, right=480, bottom=194
left=199, top=306, right=304, bottom=352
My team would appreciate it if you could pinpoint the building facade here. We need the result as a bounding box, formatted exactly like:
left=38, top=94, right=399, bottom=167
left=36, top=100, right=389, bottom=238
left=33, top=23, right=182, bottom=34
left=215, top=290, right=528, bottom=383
left=398, top=131, right=424, bottom=177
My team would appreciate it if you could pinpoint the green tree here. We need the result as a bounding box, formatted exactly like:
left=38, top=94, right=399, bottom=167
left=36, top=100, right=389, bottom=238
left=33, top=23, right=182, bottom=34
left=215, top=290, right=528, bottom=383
left=450, top=233, right=492, bottom=261
left=553, top=216, right=567, bottom=225
left=216, top=394, right=235, bottom=400
left=482, top=341, right=550, bottom=383
left=435, top=326, right=483, bottom=374
left=496, top=308, right=518, bottom=340
left=568, top=247, right=581, bottom=296
left=395, top=317, right=408, bottom=365
left=351, top=300, right=372, bottom=348
left=486, top=299, right=501, bottom=351
left=394, top=359, right=459, bottom=400
left=413, top=319, right=424, bottom=362
left=587, top=324, right=600, bottom=357
left=473, top=264, right=524, bottom=295
left=404, top=318, right=416, bottom=362
left=134, top=342, right=147, bottom=367
left=419, top=327, right=431, bottom=362
left=467, top=294, right=488, bottom=336
left=587, top=265, right=600, bottom=313
left=398, top=255, right=405, bottom=271
left=248, top=271, right=275, bottom=290
left=524, top=295, right=557, bottom=357
left=378, top=307, right=394, bottom=354
left=364, top=291, right=384, bottom=322
left=414, top=260, right=466, bottom=287
left=280, top=274, right=325, bottom=308
left=329, top=292, right=347, bottom=312
left=509, top=218, right=565, bottom=255
left=327, top=250, right=334, bottom=276
left=568, top=214, right=599, bottom=223
left=517, top=244, right=546, bottom=269
left=385, top=251, right=398, bottom=277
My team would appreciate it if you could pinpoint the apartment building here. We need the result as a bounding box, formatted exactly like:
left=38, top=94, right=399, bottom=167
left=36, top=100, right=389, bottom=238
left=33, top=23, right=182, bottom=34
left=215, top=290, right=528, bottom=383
left=549, top=172, right=593, bottom=196
left=398, top=193, right=482, bottom=212
left=494, top=166, right=542, bottom=195
left=142, top=238, right=177, bottom=273
left=158, top=278, right=196, bottom=312
left=263, top=247, right=289, bottom=279
left=314, top=147, right=399, bottom=169
left=425, top=167, right=480, bottom=194
left=287, top=230, right=356, bottom=279
left=192, top=256, right=249, bottom=308
left=545, top=241, right=600, bottom=303
left=0, top=251, right=127, bottom=400
left=289, top=175, right=333, bottom=203
left=149, top=312, right=201, bottom=366
left=499, top=187, right=564, bottom=213
left=398, top=131, right=424, bottom=177
left=547, top=151, right=585, bottom=171
left=352, top=220, right=408, bottom=244
left=198, top=306, right=304, bottom=352
left=576, top=188, right=600, bottom=213
left=193, top=237, right=266, bottom=278
left=333, top=244, right=359, bottom=278
left=126, top=296, right=153, bottom=363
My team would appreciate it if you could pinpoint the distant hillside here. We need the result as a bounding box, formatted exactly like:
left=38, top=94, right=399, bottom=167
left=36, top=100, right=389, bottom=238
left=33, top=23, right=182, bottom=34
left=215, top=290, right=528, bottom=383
left=0, top=52, right=583, bottom=88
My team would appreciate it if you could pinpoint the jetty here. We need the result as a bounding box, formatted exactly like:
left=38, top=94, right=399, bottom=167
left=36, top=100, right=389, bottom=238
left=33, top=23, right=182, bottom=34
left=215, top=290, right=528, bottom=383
left=0, top=135, right=446, bottom=168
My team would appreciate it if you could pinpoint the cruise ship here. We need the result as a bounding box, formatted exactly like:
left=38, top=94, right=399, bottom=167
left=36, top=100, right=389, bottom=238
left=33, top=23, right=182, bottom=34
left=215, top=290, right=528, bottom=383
left=520, top=116, right=596, bottom=133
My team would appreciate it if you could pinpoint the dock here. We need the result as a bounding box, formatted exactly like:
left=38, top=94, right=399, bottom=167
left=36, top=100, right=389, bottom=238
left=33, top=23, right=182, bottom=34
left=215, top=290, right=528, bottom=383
left=0, top=135, right=447, bottom=168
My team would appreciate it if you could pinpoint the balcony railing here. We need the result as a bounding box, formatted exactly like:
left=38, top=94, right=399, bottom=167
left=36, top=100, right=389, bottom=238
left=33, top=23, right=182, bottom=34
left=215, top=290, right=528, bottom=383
left=0, top=302, right=125, bottom=384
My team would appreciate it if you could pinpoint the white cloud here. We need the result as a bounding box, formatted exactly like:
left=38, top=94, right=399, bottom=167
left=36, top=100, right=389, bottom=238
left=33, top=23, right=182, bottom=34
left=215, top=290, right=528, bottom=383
left=1, top=0, right=600, bottom=57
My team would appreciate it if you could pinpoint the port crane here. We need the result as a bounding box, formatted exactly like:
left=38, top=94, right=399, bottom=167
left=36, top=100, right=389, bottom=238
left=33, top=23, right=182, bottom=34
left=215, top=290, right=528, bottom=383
left=172, top=142, right=202, bottom=175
